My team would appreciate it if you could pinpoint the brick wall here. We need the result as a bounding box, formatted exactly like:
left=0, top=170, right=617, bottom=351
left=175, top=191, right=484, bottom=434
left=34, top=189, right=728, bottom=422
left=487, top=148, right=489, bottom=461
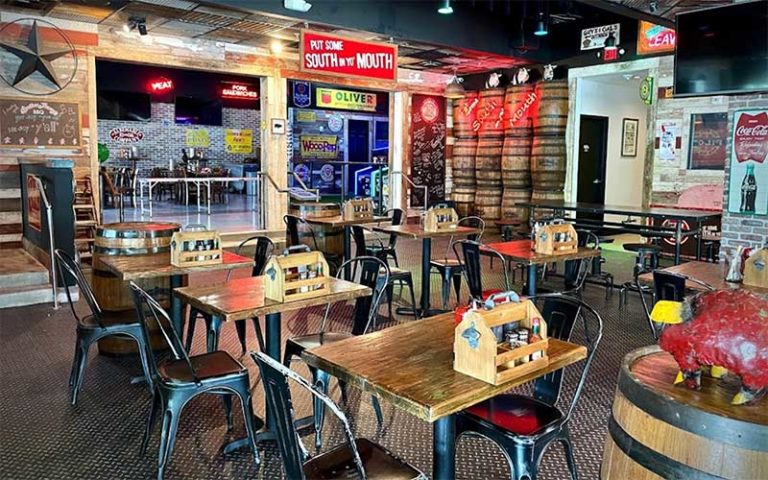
left=97, top=102, right=260, bottom=176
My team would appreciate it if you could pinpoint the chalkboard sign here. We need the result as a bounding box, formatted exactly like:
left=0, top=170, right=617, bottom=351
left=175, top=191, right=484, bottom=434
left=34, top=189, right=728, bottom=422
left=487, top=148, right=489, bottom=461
left=0, top=98, right=81, bottom=148
left=410, top=94, right=446, bottom=207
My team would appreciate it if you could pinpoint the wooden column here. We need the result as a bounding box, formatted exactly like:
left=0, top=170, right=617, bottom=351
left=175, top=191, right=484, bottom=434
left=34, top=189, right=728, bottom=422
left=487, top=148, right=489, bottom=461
left=260, top=75, right=288, bottom=233
left=391, top=91, right=411, bottom=212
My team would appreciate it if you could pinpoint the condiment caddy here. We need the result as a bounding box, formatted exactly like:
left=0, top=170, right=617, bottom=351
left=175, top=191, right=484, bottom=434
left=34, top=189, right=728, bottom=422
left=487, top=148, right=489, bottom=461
left=424, top=204, right=459, bottom=232
left=342, top=197, right=375, bottom=221
left=264, top=249, right=330, bottom=302
left=454, top=292, right=549, bottom=385
left=533, top=219, right=578, bottom=256
left=170, top=230, right=222, bottom=267
left=743, top=247, right=768, bottom=288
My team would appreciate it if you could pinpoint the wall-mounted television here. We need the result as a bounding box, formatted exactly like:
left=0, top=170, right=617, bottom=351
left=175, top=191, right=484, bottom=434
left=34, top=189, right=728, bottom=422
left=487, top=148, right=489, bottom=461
left=175, top=96, right=222, bottom=126
left=97, top=90, right=151, bottom=122
left=674, top=0, right=768, bottom=97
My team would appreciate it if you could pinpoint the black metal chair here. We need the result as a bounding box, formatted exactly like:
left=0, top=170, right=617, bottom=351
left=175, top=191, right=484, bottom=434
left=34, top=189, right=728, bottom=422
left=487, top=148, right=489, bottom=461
left=637, top=270, right=715, bottom=340
left=130, top=283, right=261, bottom=480
left=367, top=208, right=405, bottom=266
left=54, top=249, right=152, bottom=406
left=352, top=225, right=418, bottom=322
left=252, top=351, right=427, bottom=480
left=283, top=256, right=390, bottom=450
left=574, top=230, right=614, bottom=298
left=430, top=216, right=485, bottom=309
left=284, top=214, right=341, bottom=274
left=185, top=235, right=274, bottom=354
left=453, top=239, right=510, bottom=302
left=619, top=241, right=662, bottom=307
left=455, top=294, right=603, bottom=480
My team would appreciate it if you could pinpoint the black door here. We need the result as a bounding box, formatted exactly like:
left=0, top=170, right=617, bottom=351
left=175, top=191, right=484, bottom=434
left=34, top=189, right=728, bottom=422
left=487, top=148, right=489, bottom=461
left=347, top=119, right=370, bottom=163
left=576, top=115, right=608, bottom=228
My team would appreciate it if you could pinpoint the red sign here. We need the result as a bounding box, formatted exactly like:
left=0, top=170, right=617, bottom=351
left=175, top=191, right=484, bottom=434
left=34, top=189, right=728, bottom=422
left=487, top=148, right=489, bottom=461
left=149, top=77, right=173, bottom=92
left=300, top=30, right=397, bottom=82
left=603, top=48, right=618, bottom=61
left=221, top=82, right=258, bottom=99
left=637, top=21, right=676, bottom=55
left=734, top=111, right=768, bottom=163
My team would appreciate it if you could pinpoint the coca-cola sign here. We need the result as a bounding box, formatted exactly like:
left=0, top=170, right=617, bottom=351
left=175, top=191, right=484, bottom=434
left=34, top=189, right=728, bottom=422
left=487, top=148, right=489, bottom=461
left=734, top=111, right=768, bottom=163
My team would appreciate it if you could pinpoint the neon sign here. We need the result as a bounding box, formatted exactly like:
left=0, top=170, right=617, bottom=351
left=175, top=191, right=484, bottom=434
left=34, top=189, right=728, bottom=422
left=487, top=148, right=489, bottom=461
left=221, top=82, right=258, bottom=99
left=149, top=77, right=173, bottom=92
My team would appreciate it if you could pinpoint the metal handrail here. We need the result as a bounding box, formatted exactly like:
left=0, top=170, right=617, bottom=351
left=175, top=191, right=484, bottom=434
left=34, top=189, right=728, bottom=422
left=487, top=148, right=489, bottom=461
left=257, top=171, right=320, bottom=201
left=390, top=170, right=429, bottom=211
left=29, top=175, right=58, bottom=309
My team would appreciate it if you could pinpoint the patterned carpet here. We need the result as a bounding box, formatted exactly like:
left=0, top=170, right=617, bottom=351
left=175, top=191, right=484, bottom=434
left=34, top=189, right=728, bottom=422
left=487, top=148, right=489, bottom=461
left=0, top=235, right=658, bottom=480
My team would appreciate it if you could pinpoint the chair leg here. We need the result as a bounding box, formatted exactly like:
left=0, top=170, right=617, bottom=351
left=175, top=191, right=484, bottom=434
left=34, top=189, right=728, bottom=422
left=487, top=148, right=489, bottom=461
left=406, top=279, right=419, bottom=320
left=371, top=396, right=384, bottom=428
left=561, top=437, right=579, bottom=480
left=452, top=271, right=462, bottom=306
left=185, top=308, right=199, bottom=352
left=71, top=341, right=89, bottom=406
left=440, top=270, right=451, bottom=310
left=142, top=392, right=161, bottom=455
left=386, top=284, right=394, bottom=321
left=252, top=317, right=266, bottom=352
left=311, top=368, right=331, bottom=450
left=68, top=339, right=82, bottom=390
left=157, top=405, right=182, bottom=480
left=238, top=387, right=261, bottom=466
left=235, top=320, right=248, bottom=355
left=135, top=337, right=154, bottom=396
left=391, top=250, right=399, bottom=268
left=505, top=442, right=537, bottom=480
left=222, top=394, right=234, bottom=432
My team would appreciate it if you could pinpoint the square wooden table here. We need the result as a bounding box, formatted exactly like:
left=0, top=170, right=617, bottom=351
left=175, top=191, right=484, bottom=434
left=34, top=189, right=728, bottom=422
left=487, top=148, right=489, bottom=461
left=372, top=224, right=481, bottom=317
left=483, top=240, right=601, bottom=295
left=98, top=250, right=254, bottom=333
left=638, top=261, right=768, bottom=295
left=303, top=313, right=587, bottom=479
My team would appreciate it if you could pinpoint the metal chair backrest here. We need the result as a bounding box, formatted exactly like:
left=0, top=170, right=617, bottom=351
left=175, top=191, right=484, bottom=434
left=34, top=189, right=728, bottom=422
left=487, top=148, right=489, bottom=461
left=653, top=270, right=686, bottom=301
left=318, top=256, right=389, bottom=336
left=227, top=235, right=275, bottom=280
left=452, top=240, right=510, bottom=301
left=350, top=225, right=373, bottom=258
left=129, top=282, right=199, bottom=384
left=527, top=294, right=603, bottom=422
left=440, top=216, right=485, bottom=260
left=284, top=214, right=320, bottom=251
left=576, top=229, right=599, bottom=249
left=54, top=249, right=103, bottom=328
left=385, top=208, right=404, bottom=248
left=252, top=351, right=367, bottom=480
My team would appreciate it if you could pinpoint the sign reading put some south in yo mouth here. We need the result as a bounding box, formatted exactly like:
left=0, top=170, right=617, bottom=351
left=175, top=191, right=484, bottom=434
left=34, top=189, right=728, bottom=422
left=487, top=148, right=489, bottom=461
left=316, top=87, right=377, bottom=112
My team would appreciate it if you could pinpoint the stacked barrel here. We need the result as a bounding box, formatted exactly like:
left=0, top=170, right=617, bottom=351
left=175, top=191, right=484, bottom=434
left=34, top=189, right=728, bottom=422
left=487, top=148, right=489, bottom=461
left=531, top=80, right=568, bottom=203
left=501, top=84, right=536, bottom=224
left=451, top=93, right=480, bottom=217
left=474, top=88, right=506, bottom=222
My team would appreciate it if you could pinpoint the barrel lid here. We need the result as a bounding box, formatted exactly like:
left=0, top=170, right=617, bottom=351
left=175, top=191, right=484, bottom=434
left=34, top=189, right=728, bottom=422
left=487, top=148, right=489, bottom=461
left=97, top=222, right=181, bottom=238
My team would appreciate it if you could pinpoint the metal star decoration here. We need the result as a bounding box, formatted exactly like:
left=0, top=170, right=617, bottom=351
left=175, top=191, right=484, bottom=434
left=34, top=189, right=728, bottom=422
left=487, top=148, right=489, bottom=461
left=0, top=20, right=71, bottom=88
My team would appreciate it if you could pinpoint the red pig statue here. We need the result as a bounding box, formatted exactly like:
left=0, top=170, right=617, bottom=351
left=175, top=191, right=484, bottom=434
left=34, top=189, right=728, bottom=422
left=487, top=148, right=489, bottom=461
left=655, top=289, right=768, bottom=405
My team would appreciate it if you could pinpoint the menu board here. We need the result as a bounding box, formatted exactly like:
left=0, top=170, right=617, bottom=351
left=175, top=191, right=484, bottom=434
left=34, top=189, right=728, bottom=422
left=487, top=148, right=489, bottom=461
left=0, top=99, right=80, bottom=147
left=410, top=94, right=446, bottom=207
left=300, top=30, right=397, bottom=81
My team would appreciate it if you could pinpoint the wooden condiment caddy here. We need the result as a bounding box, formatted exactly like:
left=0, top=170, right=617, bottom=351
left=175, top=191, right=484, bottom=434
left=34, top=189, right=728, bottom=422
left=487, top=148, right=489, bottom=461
left=264, top=250, right=330, bottom=302
left=534, top=220, right=578, bottom=255
left=342, top=197, right=375, bottom=221
left=744, top=247, right=768, bottom=288
left=424, top=205, right=458, bottom=232
left=454, top=299, right=549, bottom=385
left=170, top=230, right=222, bottom=267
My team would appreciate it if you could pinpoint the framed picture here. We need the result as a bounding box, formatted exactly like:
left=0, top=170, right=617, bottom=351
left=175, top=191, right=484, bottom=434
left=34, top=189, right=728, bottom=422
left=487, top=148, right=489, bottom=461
left=728, top=109, right=768, bottom=215
left=621, top=118, right=639, bottom=157
left=688, top=112, right=727, bottom=170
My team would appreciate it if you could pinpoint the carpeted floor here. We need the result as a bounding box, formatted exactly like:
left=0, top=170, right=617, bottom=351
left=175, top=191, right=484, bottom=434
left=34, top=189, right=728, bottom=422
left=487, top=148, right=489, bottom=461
left=0, top=235, right=659, bottom=480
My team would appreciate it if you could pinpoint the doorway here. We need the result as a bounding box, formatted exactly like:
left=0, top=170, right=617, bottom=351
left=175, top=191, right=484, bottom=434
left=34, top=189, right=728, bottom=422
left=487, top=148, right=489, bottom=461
left=576, top=115, right=608, bottom=226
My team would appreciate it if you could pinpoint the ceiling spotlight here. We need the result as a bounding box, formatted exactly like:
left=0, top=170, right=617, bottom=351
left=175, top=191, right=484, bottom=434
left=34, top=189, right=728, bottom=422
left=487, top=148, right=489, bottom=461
left=270, top=40, right=283, bottom=54
left=534, top=11, right=548, bottom=36
left=284, top=0, right=312, bottom=13
left=137, top=19, right=148, bottom=36
left=444, top=70, right=465, bottom=99
left=126, top=17, right=148, bottom=36
left=649, top=1, right=658, bottom=13
left=438, top=0, right=453, bottom=15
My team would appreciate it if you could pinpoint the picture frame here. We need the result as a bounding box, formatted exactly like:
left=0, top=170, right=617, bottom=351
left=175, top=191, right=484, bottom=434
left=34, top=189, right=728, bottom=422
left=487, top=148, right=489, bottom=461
left=621, top=118, right=639, bottom=157
left=688, top=112, right=727, bottom=170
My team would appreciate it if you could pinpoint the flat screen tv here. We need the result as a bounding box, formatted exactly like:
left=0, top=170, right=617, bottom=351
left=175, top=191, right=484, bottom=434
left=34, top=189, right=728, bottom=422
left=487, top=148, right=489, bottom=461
left=97, top=90, right=151, bottom=122
left=674, top=0, right=768, bottom=97
left=175, top=96, right=222, bottom=126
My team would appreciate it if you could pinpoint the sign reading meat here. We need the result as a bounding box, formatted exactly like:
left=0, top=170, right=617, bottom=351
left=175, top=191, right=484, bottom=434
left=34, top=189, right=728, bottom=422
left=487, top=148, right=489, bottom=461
left=734, top=111, right=768, bottom=163
left=300, top=31, right=397, bottom=81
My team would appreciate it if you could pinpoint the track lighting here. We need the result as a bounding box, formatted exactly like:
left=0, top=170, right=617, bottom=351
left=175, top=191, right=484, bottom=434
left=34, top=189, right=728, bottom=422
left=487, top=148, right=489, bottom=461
left=438, top=0, right=453, bottom=15
left=534, top=11, right=548, bottom=37
left=125, top=17, right=148, bottom=36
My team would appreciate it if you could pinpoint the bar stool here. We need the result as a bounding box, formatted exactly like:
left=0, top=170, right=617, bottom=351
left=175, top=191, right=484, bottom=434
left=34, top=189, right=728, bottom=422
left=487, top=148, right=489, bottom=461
left=618, top=241, right=662, bottom=307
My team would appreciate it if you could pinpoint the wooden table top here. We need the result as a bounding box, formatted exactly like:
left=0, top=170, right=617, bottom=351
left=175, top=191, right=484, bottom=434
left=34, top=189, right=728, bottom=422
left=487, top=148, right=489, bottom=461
left=483, top=240, right=601, bottom=265
left=99, top=251, right=254, bottom=281
left=373, top=224, right=481, bottom=239
left=174, top=276, right=371, bottom=322
left=303, top=313, right=587, bottom=422
left=638, top=261, right=768, bottom=295
left=302, top=215, right=390, bottom=228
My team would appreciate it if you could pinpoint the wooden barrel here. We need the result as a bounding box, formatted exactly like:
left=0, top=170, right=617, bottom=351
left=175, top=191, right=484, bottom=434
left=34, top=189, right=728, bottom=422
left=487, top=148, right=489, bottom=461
left=530, top=136, right=566, bottom=192
left=501, top=188, right=531, bottom=222
left=534, top=80, right=569, bottom=137
left=452, top=92, right=480, bottom=138
left=501, top=136, right=532, bottom=189
left=504, top=84, right=537, bottom=137
left=602, top=346, right=767, bottom=480
left=477, top=88, right=506, bottom=138
left=93, top=222, right=180, bottom=355
left=476, top=137, right=503, bottom=190
left=452, top=137, right=477, bottom=188
left=452, top=186, right=475, bottom=218
left=475, top=188, right=502, bottom=221
left=289, top=202, right=343, bottom=258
